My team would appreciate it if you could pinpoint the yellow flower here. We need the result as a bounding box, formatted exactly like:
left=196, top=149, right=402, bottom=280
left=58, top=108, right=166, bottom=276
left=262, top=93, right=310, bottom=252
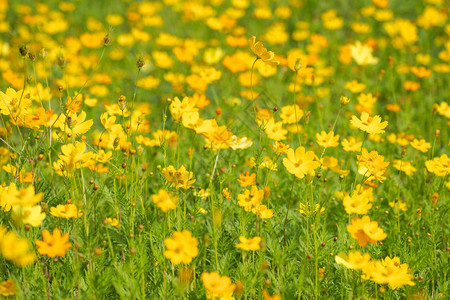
left=280, top=104, right=304, bottom=124
left=351, top=112, right=388, bottom=134
left=53, top=142, right=94, bottom=176
left=203, top=125, right=234, bottom=150
left=35, top=229, right=72, bottom=258
left=357, top=149, right=390, bottom=182
left=0, top=279, right=18, bottom=297
left=164, top=230, right=199, bottom=265
left=0, top=225, right=36, bottom=266
left=365, top=256, right=415, bottom=290
left=253, top=204, right=274, bottom=219
left=151, top=189, right=179, bottom=212
left=283, top=146, right=320, bottom=179
left=344, top=80, right=366, bottom=93
left=237, top=185, right=264, bottom=212
left=341, top=137, right=362, bottom=152
left=410, top=138, right=431, bottom=153
left=425, top=154, right=449, bottom=177
left=347, top=215, right=387, bottom=247
left=237, top=171, right=256, bottom=187
left=316, top=130, right=340, bottom=148
left=236, top=236, right=261, bottom=251
left=265, top=118, right=288, bottom=141
left=0, top=183, right=43, bottom=211
left=343, top=192, right=372, bottom=215
left=0, top=87, right=32, bottom=118
left=392, top=160, right=416, bottom=176
left=104, top=217, right=120, bottom=228
left=60, top=110, right=94, bottom=137
left=50, top=204, right=83, bottom=219
left=201, top=272, right=236, bottom=300
left=169, top=96, right=198, bottom=122
left=11, top=205, right=46, bottom=227
left=335, top=251, right=371, bottom=270
left=248, top=36, right=280, bottom=65
left=350, top=41, right=378, bottom=66
left=162, top=165, right=196, bottom=189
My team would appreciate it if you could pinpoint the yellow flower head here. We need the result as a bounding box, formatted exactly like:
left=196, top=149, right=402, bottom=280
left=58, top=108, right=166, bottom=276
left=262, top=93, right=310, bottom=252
left=236, top=236, right=261, bottom=251
left=248, top=36, right=280, bottom=65
left=151, top=189, right=179, bottom=212
left=347, top=215, right=387, bottom=247
left=50, top=204, right=83, bottom=219
left=164, top=230, right=199, bottom=265
left=35, top=228, right=72, bottom=258
left=201, top=272, right=236, bottom=299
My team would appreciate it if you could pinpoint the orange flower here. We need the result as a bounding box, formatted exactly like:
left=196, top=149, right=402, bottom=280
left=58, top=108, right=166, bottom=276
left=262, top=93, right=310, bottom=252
left=35, top=229, right=72, bottom=258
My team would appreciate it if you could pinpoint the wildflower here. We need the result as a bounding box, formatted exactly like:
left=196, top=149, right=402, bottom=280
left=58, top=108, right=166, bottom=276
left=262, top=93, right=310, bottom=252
left=0, top=226, right=36, bottom=266
left=425, top=154, right=449, bottom=177
left=236, top=236, right=261, bottom=251
left=169, top=96, right=198, bottom=122
left=151, top=189, right=179, bottom=212
left=366, top=256, right=415, bottom=289
left=411, top=66, right=432, bottom=78
left=237, top=186, right=264, bottom=212
left=265, top=118, right=288, bottom=141
left=0, top=183, right=43, bottom=211
left=104, top=217, right=120, bottom=228
left=60, top=111, right=94, bottom=137
left=341, top=137, right=362, bottom=152
left=347, top=215, right=387, bottom=247
left=351, top=112, right=388, bottom=134
left=161, top=165, right=196, bottom=189
left=262, top=290, right=282, bottom=300
left=253, top=204, right=274, bottom=219
left=343, top=188, right=372, bottom=215
left=316, top=130, right=340, bottom=148
left=410, top=138, right=431, bottom=153
left=11, top=205, right=46, bottom=227
left=279, top=104, right=304, bottom=124
left=0, top=87, right=32, bottom=118
left=35, top=229, right=72, bottom=258
left=357, top=149, right=390, bottom=182
left=283, top=146, right=320, bottom=179
left=0, top=279, right=17, bottom=297
left=222, top=188, right=231, bottom=199
left=164, top=230, right=199, bottom=265
left=230, top=135, right=253, bottom=150
left=270, top=141, right=290, bottom=154
left=201, top=272, right=236, bottom=300
left=248, top=36, right=280, bottom=65
left=65, top=96, right=82, bottom=114
left=389, top=199, right=407, bottom=212
left=335, top=251, right=371, bottom=270
left=203, top=125, right=234, bottom=150
left=50, top=204, right=83, bottom=219
left=344, top=80, right=366, bottom=93
left=53, top=142, right=93, bottom=176
left=392, top=160, right=416, bottom=176
left=350, top=41, right=378, bottom=66
left=340, top=96, right=350, bottom=105
left=237, top=171, right=256, bottom=187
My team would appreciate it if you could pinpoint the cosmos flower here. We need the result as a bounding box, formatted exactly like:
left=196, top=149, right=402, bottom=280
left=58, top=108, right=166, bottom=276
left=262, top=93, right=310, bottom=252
left=347, top=215, right=387, bottom=247
left=248, top=36, right=280, bottom=65
left=164, top=230, right=199, bottom=265
left=35, top=229, right=72, bottom=258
